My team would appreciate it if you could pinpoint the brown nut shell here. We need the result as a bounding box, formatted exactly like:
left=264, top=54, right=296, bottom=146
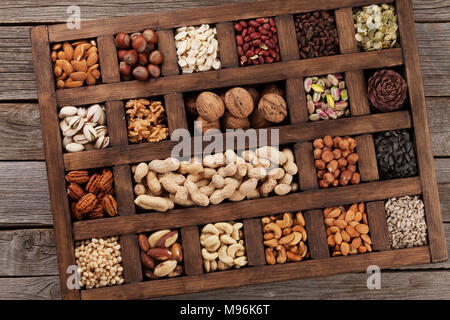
left=258, top=93, right=287, bottom=123
left=224, top=87, right=254, bottom=119
left=222, top=112, right=250, bottom=130
left=196, top=92, right=225, bottom=121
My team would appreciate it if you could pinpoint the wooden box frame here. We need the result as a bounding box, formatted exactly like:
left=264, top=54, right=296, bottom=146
left=30, top=0, right=447, bottom=300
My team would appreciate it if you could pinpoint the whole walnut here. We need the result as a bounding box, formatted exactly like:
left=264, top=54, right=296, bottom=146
left=194, top=116, right=221, bottom=134
left=249, top=108, right=271, bottom=128
left=258, top=93, right=288, bottom=123
left=222, top=112, right=250, bottom=130
left=196, top=92, right=225, bottom=121
left=261, top=84, right=285, bottom=97
left=245, top=87, right=261, bottom=106
left=184, top=93, right=198, bottom=115
left=224, top=87, right=254, bottom=119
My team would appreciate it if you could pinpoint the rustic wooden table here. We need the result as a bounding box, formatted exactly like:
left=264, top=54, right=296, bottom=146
left=0, top=0, right=449, bottom=300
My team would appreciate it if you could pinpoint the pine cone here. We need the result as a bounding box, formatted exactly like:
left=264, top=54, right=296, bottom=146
left=368, top=70, right=407, bottom=112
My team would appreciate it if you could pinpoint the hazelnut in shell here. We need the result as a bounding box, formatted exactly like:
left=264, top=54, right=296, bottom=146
left=196, top=92, right=225, bottom=122
left=224, top=87, right=254, bottom=119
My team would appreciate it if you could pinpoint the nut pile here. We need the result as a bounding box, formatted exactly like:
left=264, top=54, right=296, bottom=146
left=262, top=212, right=309, bottom=264
left=353, top=4, right=399, bottom=51
left=132, top=147, right=299, bottom=212
left=75, top=237, right=124, bottom=289
left=313, top=136, right=360, bottom=188
left=116, top=30, right=163, bottom=80
left=304, top=74, right=349, bottom=121
left=294, top=11, right=339, bottom=59
left=324, top=203, right=372, bottom=256
left=200, top=221, right=247, bottom=272
left=125, top=98, right=169, bottom=144
left=51, top=40, right=101, bottom=89
left=185, top=84, right=288, bottom=133
left=138, top=230, right=183, bottom=279
left=386, top=196, right=427, bottom=249
left=368, top=69, right=407, bottom=112
left=234, top=17, right=280, bottom=66
left=374, top=130, right=417, bottom=179
left=175, top=24, right=221, bottom=73
left=66, top=169, right=118, bottom=221
left=59, top=104, right=109, bottom=153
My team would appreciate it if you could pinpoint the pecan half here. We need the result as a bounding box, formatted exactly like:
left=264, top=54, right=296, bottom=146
left=85, top=173, right=101, bottom=194
left=98, top=169, right=114, bottom=191
left=71, top=202, right=84, bottom=221
left=67, top=183, right=85, bottom=200
left=87, top=204, right=104, bottom=220
left=66, top=170, right=90, bottom=184
left=76, top=193, right=97, bottom=214
left=102, top=195, right=118, bottom=217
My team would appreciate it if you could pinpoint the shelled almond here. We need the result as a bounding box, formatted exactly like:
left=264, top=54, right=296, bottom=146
left=51, top=40, right=101, bottom=89
left=323, top=203, right=372, bottom=256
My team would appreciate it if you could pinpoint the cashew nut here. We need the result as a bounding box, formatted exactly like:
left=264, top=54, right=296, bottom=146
left=289, top=232, right=302, bottom=246
left=201, top=235, right=219, bottom=248
left=203, top=259, right=211, bottom=272
left=233, top=256, right=248, bottom=268
left=231, top=222, right=243, bottom=240
left=220, top=234, right=237, bottom=245
left=214, top=222, right=233, bottom=235
left=276, top=245, right=287, bottom=264
left=263, top=222, right=282, bottom=239
left=202, top=248, right=218, bottom=261
left=210, top=259, right=217, bottom=271
left=227, top=243, right=244, bottom=258
left=218, top=246, right=234, bottom=265
left=275, top=213, right=293, bottom=229
left=202, top=223, right=219, bottom=235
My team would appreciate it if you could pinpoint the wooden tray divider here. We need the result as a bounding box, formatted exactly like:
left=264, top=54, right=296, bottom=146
left=396, top=0, right=447, bottom=262
left=243, top=219, right=266, bottom=266
left=97, top=35, right=120, bottom=84
left=216, top=22, right=239, bottom=68
left=275, top=15, right=300, bottom=62
left=164, top=92, right=188, bottom=134
left=285, top=78, right=308, bottom=124
left=304, top=210, right=330, bottom=259
left=31, top=25, right=80, bottom=300
left=180, top=226, right=204, bottom=275
left=157, top=29, right=180, bottom=77
left=55, top=48, right=403, bottom=107
left=366, top=201, right=391, bottom=251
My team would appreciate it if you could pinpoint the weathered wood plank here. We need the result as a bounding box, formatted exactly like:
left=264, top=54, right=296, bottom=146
left=0, top=23, right=449, bottom=100
left=0, top=276, right=61, bottom=300
left=0, top=229, right=58, bottom=276
left=0, top=162, right=52, bottom=227
left=0, top=1, right=447, bottom=24
left=4, top=270, right=450, bottom=300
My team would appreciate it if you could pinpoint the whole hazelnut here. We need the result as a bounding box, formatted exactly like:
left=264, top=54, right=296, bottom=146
left=146, top=42, right=155, bottom=52
left=347, top=164, right=357, bottom=173
left=138, top=52, right=149, bottom=65
left=342, top=149, right=350, bottom=158
left=313, top=148, right=322, bottom=160
left=147, top=64, right=161, bottom=78
left=337, top=157, right=347, bottom=168
left=333, top=136, right=343, bottom=148
left=225, top=87, right=254, bottom=119
left=123, top=50, right=138, bottom=65
left=315, top=159, right=326, bottom=170
left=324, top=136, right=333, bottom=148
left=143, top=29, right=158, bottom=44
left=339, top=170, right=352, bottom=186
left=116, top=32, right=130, bottom=49
left=321, top=150, right=334, bottom=163
left=347, top=153, right=359, bottom=165
left=323, top=172, right=334, bottom=184
left=196, top=92, right=225, bottom=122
left=319, top=180, right=330, bottom=189
left=332, top=179, right=339, bottom=187
left=350, top=172, right=361, bottom=185
left=332, top=149, right=342, bottom=159
left=130, top=32, right=142, bottom=41
left=195, top=116, right=221, bottom=134
left=313, top=138, right=324, bottom=149
left=119, top=61, right=132, bottom=76
left=347, top=137, right=358, bottom=150
left=149, top=50, right=163, bottom=65
left=132, top=35, right=147, bottom=53
left=117, top=49, right=127, bottom=61
left=258, top=93, right=288, bottom=123
left=222, top=112, right=250, bottom=130
left=317, top=169, right=325, bottom=179
left=249, top=108, right=271, bottom=128
left=334, top=168, right=341, bottom=178
left=261, top=84, right=285, bottom=97
left=132, top=65, right=149, bottom=80
left=327, top=160, right=338, bottom=172
left=185, top=94, right=199, bottom=115
left=338, top=139, right=349, bottom=151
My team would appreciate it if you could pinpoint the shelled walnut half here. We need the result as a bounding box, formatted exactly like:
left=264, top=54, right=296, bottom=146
left=125, top=98, right=169, bottom=143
